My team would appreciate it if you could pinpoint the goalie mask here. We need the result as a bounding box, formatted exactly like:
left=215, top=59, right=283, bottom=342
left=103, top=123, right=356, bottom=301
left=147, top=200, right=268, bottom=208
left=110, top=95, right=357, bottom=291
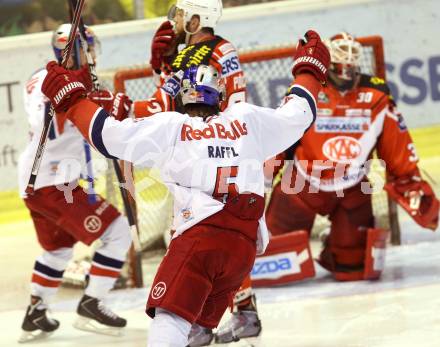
left=51, top=23, right=100, bottom=63
left=324, top=32, right=363, bottom=91
left=180, top=65, right=224, bottom=107
left=168, top=0, right=222, bottom=34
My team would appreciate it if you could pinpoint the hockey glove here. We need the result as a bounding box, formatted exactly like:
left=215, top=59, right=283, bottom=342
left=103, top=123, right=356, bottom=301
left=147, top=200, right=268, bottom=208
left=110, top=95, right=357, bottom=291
left=42, top=61, right=87, bottom=113
left=292, top=30, right=330, bottom=84
left=150, top=21, right=176, bottom=74
left=384, top=174, right=439, bottom=230
left=72, top=65, right=93, bottom=93
left=88, top=90, right=132, bottom=121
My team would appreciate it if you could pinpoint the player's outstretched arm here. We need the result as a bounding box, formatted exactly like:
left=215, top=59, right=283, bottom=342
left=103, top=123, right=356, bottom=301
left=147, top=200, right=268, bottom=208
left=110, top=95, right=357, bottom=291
left=292, top=30, right=330, bottom=93
left=41, top=61, right=182, bottom=165
left=247, top=30, right=330, bottom=160
left=131, top=21, right=176, bottom=118
left=132, top=87, right=172, bottom=118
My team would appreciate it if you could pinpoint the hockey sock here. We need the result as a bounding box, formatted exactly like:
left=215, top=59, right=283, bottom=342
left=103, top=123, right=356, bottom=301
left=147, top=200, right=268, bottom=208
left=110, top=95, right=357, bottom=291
left=147, top=308, right=192, bottom=347
left=233, top=274, right=252, bottom=306
left=85, top=216, right=131, bottom=299
left=237, top=294, right=257, bottom=311
left=85, top=252, right=125, bottom=298
left=31, top=248, right=73, bottom=306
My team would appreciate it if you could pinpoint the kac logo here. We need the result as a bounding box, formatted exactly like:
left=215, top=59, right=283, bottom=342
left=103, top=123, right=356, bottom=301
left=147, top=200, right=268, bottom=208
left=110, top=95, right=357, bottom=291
left=322, top=136, right=362, bottom=164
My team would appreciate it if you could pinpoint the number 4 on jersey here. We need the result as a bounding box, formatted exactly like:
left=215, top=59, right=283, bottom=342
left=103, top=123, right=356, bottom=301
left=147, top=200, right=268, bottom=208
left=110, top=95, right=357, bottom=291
left=213, top=166, right=239, bottom=203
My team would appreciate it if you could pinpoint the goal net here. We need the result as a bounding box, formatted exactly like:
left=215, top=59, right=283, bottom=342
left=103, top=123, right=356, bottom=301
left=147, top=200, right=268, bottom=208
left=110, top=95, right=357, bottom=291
left=105, top=36, right=399, bottom=285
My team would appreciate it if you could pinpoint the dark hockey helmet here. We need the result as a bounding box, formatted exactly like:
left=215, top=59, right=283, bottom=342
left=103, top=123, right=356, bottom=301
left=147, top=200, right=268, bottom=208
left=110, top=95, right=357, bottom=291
left=180, top=65, right=224, bottom=106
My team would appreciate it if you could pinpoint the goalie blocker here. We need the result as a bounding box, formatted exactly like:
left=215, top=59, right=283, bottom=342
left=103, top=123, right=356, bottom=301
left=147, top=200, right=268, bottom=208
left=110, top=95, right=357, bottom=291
left=251, top=228, right=388, bottom=286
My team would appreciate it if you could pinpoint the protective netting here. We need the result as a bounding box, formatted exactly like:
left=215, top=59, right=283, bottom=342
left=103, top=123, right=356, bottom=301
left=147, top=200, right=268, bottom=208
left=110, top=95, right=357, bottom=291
left=105, top=38, right=392, bottom=250
left=103, top=163, right=173, bottom=250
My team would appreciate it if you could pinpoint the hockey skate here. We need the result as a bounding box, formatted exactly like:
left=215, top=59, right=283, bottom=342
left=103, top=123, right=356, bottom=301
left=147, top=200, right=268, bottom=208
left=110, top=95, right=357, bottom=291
left=215, top=295, right=262, bottom=344
left=18, top=296, right=60, bottom=343
left=187, top=324, right=214, bottom=347
left=73, top=294, right=126, bottom=336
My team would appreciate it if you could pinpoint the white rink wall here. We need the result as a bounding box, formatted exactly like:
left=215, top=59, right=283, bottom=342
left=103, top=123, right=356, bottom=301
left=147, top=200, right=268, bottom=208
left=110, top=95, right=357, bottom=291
left=0, top=0, right=439, bottom=190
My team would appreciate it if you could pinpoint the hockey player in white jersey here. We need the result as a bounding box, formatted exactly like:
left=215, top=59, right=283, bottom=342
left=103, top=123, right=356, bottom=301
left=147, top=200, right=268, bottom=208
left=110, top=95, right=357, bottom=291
left=18, top=24, right=132, bottom=342
left=40, top=30, right=330, bottom=346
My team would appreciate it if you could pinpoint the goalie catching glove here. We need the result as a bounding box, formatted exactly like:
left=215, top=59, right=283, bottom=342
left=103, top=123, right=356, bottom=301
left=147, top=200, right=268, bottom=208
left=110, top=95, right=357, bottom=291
left=88, top=90, right=132, bottom=121
left=384, top=173, right=439, bottom=230
left=292, top=30, right=330, bottom=84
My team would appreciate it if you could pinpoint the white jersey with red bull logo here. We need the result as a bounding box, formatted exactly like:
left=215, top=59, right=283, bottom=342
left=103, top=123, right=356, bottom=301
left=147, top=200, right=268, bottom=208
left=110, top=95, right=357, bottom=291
left=70, top=85, right=316, bottom=253
left=18, top=69, right=85, bottom=197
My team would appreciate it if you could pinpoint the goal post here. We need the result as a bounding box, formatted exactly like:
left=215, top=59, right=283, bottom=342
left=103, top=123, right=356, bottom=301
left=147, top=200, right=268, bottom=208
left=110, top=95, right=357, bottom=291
left=110, top=35, right=400, bottom=287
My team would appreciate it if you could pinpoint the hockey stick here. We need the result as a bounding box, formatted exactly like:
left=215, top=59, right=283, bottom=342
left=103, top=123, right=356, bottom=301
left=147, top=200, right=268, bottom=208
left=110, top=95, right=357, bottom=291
left=25, top=0, right=85, bottom=195
left=67, top=0, right=142, bottom=259
left=70, top=24, right=97, bottom=204
left=83, top=140, right=97, bottom=203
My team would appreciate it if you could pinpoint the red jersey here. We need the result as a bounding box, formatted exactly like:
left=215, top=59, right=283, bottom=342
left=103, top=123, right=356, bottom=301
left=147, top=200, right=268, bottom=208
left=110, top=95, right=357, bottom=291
left=133, top=36, right=246, bottom=117
left=293, top=74, right=419, bottom=191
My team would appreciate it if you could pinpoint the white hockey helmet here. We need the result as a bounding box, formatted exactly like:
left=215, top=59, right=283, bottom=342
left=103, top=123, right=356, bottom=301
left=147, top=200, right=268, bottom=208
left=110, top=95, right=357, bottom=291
left=324, top=32, right=363, bottom=90
left=51, top=23, right=99, bottom=62
left=169, top=0, right=223, bottom=30
left=324, top=32, right=363, bottom=66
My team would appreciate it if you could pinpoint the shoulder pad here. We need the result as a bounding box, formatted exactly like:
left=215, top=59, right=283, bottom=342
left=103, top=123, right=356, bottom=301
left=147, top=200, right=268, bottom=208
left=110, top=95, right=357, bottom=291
left=201, top=35, right=225, bottom=50
left=358, top=74, right=391, bottom=95
left=171, top=38, right=221, bottom=71
left=216, top=41, right=237, bottom=56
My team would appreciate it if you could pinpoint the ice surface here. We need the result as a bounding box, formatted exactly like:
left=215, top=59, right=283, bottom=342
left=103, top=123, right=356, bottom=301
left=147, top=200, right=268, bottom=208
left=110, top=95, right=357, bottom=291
left=1, top=218, right=440, bottom=347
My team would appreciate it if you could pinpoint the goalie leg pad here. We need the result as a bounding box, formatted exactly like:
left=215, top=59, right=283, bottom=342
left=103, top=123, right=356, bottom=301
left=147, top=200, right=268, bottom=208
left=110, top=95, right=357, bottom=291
left=265, top=182, right=316, bottom=236
left=317, top=192, right=376, bottom=281
left=319, top=228, right=389, bottom=281
left=318, top=245, right=365, bottom=281
left=251, top=230, right=315, bottom=287
left=363, top=228, right=388, bottom=280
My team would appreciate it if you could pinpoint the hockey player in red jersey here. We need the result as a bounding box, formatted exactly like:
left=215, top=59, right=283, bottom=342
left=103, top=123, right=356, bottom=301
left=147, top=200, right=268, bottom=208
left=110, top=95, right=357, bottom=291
left=18, top=24, right=132, bottom=342
left=39, top=30, right=330, bottom=347
left=263, top=32, right=439, bottom=283
left=132, top=0, right=246, bottom=117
